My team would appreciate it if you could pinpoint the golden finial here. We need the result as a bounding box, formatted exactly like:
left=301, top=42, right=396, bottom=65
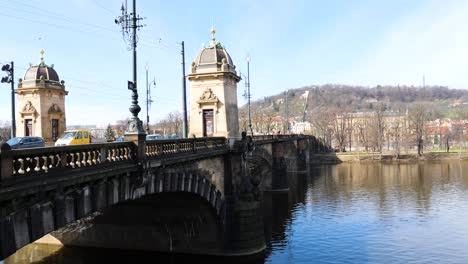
left=210, top=28, right=216, bottom=40
left=39, top=49, right=45, bottom=64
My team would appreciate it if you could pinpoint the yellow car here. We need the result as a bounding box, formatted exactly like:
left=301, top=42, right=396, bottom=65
left=55, top=130, right=92, bottom=146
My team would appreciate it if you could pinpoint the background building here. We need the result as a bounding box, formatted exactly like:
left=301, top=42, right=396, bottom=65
left=188, top=29, right=241, bottom=138
left=15, top=50, right=68, bottom=143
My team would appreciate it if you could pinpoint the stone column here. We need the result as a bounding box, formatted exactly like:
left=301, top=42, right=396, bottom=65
left=223, top=139, right=266, bottom=255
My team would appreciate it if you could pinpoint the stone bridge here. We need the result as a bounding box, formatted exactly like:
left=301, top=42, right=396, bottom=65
left=0, top=135, right=329, bottom=260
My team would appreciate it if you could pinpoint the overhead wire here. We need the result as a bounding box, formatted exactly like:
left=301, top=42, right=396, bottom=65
left=1, top=0, right=185, bottom=111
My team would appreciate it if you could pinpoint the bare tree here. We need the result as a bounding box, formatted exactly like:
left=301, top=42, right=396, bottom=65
left=114, top=118, right=130, bottom=137
left=355, top=119, right=371, bottom=153
left=408, top=103, right=429, bottom=156
left=153, top=111, right=183, bottom=137
left=390, top=117, right=403, bottom=157
left=311, top=107, right=334, bottom=145
left=0, top=120, right=11, bottom=142
left=331, top=108, right=351, bottom=152
left=372, top=103, right=386, bottom=154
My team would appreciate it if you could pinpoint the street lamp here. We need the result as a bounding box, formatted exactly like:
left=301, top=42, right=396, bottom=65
left=115, top=0, right=145, bottom=135
left=145, top=63, right=155, bottom=134
left=245, top=56, right=253, bottom=136
left=1, top=62, right=15, bottom=138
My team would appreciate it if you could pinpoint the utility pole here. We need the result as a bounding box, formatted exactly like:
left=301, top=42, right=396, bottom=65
left=145, top=63, right=149, bottom=134
left=1, top=61, right=15, bottom=138
left=115, top=0, right=146, bottom=135
left=246, top=56, right=252, bottom=135
left=284, top=90, right=289, bottom=134
left=181, top=41, right=188, bottom=138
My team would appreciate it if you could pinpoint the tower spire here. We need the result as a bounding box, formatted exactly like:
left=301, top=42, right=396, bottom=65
left=39, top=49, right=45, bottom=65
left=210, top=28, right=218, bottom=47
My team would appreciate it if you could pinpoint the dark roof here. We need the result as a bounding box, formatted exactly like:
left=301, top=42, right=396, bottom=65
left=23, top=65, right=60, bottom=82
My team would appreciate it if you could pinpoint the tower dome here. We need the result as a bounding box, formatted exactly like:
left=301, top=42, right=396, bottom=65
left=22, top=49, right=61, bottom=83
left=191, top=28, right=237, bottom=75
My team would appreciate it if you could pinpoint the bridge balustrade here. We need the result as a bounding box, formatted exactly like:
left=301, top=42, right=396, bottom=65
left=252, top=134, right=307, bottom=142
left=0, top=142, right=135, bottom=183
left=145, top=137, right=227, bottom=157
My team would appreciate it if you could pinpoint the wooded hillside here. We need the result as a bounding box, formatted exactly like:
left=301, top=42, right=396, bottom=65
left=240, top=85, right=468, bottom=121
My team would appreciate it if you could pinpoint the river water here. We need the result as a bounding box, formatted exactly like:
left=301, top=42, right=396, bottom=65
left=4, top=161, right=468, bottom=263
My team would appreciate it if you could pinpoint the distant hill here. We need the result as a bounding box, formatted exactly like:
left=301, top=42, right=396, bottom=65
left=239, top=84, right=468, bottom=121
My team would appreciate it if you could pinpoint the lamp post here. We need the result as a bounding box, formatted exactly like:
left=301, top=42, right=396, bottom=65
left=1, top=61, right=15, bottom=138
left=181, top=41, right=188, bottom=138
left=115, top=0, right=145, bottom=135
left=145, top=63, right=149, bottom=134
left=246, top=56, right=252, bottom=135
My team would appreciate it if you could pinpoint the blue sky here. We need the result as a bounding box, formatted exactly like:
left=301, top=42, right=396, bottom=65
left=0, top=0, right=467, bottom=126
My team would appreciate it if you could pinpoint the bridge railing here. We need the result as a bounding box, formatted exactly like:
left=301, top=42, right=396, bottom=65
left=0, top=142, right=135, bottom=183
left=146, top=137, right=227, bottom=158
left=252, top=134, right=308, bottom=141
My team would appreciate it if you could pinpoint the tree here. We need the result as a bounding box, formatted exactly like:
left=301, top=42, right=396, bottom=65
left=330, top=108, right=351, bottom=152
left=370, top=103, right=386, bottom=154
left=104, top=124, right=115, bottom=142
left=390, top=117, right=404, bottom=157
left=0, top=120, right=11, bottom=142
left=115, top=118, right=130, bottom=137
left=311, top=107, right=334, bottom=145
left=408, top=103, right=429, bottom=156
left=154, top=111, right=183, bottom=136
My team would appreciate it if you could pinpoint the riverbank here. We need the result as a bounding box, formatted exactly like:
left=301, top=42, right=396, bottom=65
left=312, top=151, right=468, bottom=163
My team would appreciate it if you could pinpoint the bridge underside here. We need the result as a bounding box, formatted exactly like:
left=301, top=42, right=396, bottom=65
left=45, top=193, right=225, bottom=255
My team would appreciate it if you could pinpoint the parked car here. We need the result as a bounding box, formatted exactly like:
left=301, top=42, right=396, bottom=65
left=114, top=136, right=125, bottom=142
left=6, top=136, right=45, bottom=149
left=166, top=134, right=181, bottom=139
left=55, top=129, right=92, bottom=146
left=146, top=134, right=163, bottom=140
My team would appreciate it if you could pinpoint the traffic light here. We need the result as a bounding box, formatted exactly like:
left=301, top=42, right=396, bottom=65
left=1, top=63, right=13, bottom=83
left=1, top=76, right=11, bottom=83
left=2, top=61, right=15, bottom=137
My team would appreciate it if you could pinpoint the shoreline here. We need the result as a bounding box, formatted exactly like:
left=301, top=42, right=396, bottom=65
left=312, top=152, right=468, bottom=163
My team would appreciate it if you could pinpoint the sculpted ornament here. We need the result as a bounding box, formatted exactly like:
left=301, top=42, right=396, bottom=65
left=48, top=104, right=62, bottom=114
left=22, top=101, right=36, bottom=113
left=199, top=88, right=218, bottom=101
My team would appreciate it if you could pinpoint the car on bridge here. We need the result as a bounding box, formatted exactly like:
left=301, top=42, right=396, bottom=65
left=146, top=134, right=163, bottom=140
left=166, top=134, right=180, bottom=139
left=5, top=136, right=45, bottom=149
left=114, top=136, right=125, bottom=142
left=55, top=129, right=92, bottom=146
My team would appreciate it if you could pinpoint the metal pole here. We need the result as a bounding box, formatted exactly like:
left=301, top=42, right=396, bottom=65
left=181, top=41, right=188, bottom=138
left=285, top=90, right=289, bottom=134
left=247, top=57, right=252, bottom=135
left=132, top=0, right=137, bottom=88
left=145, top=63, right=149, bottom=134
left=11, top=61, right=15, bottom=138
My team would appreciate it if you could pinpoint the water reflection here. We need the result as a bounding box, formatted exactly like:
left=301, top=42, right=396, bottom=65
left=265, top=161, right=468, bottom=264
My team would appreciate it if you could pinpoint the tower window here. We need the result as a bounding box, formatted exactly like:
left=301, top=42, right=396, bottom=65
left=52, top=119, right=59, bottom=141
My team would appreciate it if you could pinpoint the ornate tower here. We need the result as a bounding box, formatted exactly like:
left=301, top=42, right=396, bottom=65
left=188, top=29, right=241, bottom=138
left=15, top=50, right=68, bottom=143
